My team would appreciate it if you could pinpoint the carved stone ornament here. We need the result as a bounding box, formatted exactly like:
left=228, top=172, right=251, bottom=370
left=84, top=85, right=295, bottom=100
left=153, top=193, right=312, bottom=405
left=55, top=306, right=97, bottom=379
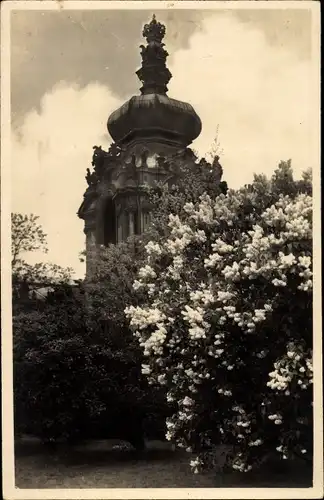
left=136, top=14, right=172, bottom=95
left=212, top=154, right=223, bottom=182
left=107, top=142, right=122, bottom=158
left=85, top=167, right=99, bottom=187
left=142, top=14, right=166, bottom=43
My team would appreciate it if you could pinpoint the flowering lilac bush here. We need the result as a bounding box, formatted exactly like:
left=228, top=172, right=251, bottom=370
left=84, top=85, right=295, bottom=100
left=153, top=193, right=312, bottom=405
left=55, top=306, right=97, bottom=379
left=125, top=162, right=313, bottom=473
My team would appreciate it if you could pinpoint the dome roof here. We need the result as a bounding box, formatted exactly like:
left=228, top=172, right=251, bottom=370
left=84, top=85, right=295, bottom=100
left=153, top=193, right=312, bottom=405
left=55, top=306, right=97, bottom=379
left=107, top=15, right=202, bottom=148
left=107, top=93, right=202, bottom=147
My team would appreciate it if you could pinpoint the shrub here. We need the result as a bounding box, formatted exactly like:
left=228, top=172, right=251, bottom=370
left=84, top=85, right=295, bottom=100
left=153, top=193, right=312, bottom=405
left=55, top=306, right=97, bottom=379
left=126, top=162, right=313, bottom=473
left=13, top=284, right=169, bottom=448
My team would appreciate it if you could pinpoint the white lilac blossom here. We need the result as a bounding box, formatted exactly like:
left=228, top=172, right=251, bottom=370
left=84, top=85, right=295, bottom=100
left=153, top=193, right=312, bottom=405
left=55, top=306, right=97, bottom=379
left=125, top=305, right=166, bottom=330
left=189, top=287, right=215, bottom=306
left=267, top=343, right=313, bottom=393
left=125, top=174, right=312, bottom=475
left=182, top=396, right=194, bottom=407
left=141, top=322, right=168, bottom=356
left=212, top=238, right=234, bottom=255
left=145, top=241, right=162, bottom=257
left=133, top=279, right=143, bottom=291
left=217, top=291, right=234, bottom=302
left=204, top=252, right=222, bottom=268
left=222, top=262, right=240, bottom=281
left=248, top=439, right=263, bottom=447
left=190, top=457, right=203, bottom=474
left=138, top=265, right=157, bottom=280
left=181, top=305, right=205, bottom=324
left=141, top=364, right=151, bottom=375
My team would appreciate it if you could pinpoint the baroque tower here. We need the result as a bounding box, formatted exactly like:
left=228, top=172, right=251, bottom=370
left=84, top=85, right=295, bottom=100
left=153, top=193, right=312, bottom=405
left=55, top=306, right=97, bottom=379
left=78, top=15, right=202, bottom=276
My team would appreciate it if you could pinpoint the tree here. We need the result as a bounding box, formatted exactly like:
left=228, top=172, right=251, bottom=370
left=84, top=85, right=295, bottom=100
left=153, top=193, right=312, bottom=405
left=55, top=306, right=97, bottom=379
left=14, top=278, right=170, bottom=449
left=12, top=214, right=79, bottom=442
left=11, top=213, right=73, bottom=283
left=11, top=213, right=73, bottom=311
left=125, top=161, right=313, bottom=474
left=12, top=213, right=48, bottom=267
left=84, top=237, right=173, bottom=446
left=14, top=284, right=88, bottom=442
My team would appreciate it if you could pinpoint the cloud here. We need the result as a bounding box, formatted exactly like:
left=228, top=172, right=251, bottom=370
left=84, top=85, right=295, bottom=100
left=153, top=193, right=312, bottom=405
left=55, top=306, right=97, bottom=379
left=11, top=12, right=314, bottom=278
left=11, top=9, right=202, bottom=123
left=12, top=83, right=122, bottom=277
left=168, top=12, right=313, bottom=187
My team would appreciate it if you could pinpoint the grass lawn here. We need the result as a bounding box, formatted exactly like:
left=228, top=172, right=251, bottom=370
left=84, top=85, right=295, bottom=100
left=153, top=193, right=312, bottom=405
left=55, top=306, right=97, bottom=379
left=15, top=438, right=313, bottom=489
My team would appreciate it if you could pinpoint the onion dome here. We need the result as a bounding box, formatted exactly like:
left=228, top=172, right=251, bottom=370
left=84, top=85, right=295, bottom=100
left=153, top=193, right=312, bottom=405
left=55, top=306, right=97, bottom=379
left=107, top=15, right=202, bottom=148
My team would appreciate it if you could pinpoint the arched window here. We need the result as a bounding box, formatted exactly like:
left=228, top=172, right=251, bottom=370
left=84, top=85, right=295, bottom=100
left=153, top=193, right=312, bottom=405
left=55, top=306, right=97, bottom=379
left=102, top=197, right=148, bottom=244
left=103, top=198, right=116, bottom=245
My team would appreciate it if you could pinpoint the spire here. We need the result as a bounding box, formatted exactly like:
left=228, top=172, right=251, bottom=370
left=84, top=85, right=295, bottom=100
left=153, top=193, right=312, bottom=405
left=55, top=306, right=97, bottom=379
left=136, top=14, right=172, bottom=95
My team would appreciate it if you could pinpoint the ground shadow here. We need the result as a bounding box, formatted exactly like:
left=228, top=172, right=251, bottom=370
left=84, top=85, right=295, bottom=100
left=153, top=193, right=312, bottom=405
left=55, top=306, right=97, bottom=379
left=14, top=437, right=313, bottom=489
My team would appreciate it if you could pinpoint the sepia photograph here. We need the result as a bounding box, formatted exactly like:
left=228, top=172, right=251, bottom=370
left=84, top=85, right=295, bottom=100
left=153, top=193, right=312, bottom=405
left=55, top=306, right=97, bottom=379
left=1, top=1, right=322, bottom=498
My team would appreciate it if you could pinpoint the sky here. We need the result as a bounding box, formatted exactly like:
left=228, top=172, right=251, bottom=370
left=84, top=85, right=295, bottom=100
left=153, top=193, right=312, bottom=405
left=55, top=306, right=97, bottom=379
left=10, top=5, right=316, bottom=278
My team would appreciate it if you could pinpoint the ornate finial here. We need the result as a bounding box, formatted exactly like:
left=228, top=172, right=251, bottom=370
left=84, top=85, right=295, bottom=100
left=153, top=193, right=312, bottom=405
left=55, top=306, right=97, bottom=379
left=142, top=14, right=166, bottom=43
left=136, top=15, right=172, bottom=95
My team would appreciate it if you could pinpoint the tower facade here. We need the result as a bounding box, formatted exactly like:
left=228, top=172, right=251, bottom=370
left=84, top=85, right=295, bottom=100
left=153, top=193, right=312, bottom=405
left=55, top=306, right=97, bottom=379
left=78, top=15, right=202, bottom=276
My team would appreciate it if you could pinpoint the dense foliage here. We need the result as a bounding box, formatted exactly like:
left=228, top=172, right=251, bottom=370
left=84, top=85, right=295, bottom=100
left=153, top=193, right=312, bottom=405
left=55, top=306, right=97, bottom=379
left=126, top=161, right=313, bottom=472
left=13, top=282, right=170, bottom=447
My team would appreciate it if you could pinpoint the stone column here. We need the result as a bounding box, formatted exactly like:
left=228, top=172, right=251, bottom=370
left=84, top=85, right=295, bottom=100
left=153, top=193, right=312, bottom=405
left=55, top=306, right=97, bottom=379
left=129, top=212, right=135, bottom=236
left=117, top=214, right=123, bottom=243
